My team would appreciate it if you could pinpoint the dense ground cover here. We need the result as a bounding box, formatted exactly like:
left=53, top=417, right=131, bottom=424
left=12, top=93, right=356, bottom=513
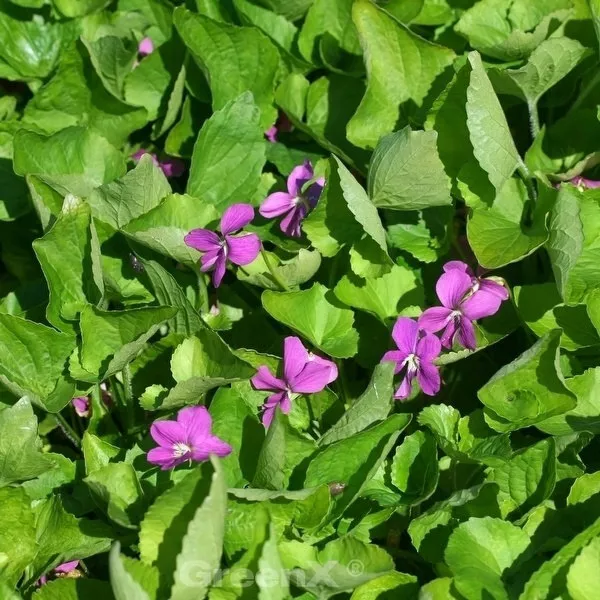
left=2, top=0, right=600, bottom=598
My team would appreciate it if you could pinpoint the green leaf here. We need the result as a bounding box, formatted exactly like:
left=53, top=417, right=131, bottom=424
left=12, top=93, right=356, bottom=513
left=256, top=522, right=290, bottom=600
left=486, top=439, right=556, bottom=518
left=32, top=495, right=113, bottom=577
left=139, top=259, right=205, bottom=337
left=567, top=536, right=600, bottom=600
left=466, top=52, right=522, bottom=193
left=538, top=368, right=600, bottom=435
left=82, top=35, right=138, bottom=100
left=0, top=398, right=54, bottom=487
left=521, top=517, right=600, bottom=600
left=492, top=38, right=588, bottom=106
left=455, top=0, right=570, bottom=62
left=319, top=362, right=395, bottom=446
left=368, top=127, right=452, bottom=211
left=33, top=198, right=104, bottom=334
left=0, top=9, right=72, bottom=79
left=82, top=432, right=120, bottom=475
left=124, top=194, right=219, bottom=267
left=31, top=579, right=115, bottom=600
left=347, top=0, right=455, bottom=148
left=85, top=462, right=145, bottom=529
left=445, top=517, right=530, bottom=600
left=186, top=93, right=266, bottom=212
left=174, top=7, right=279, bottom=130
left=152, top=330, right=255, bottom=411
left=479, top=330, right=576, bottom=432
left=109, top=543, right=155, bottom=600
left=0, top=487, right=37, bottom=586
left=467, top=179, right=550, bottom=269
left=391, top=430, right=439, bottom=505
left=334, top=263, right=423, bottom=323
left=22, top=44, right=148, bottom=147
left=13, top=126, right=126, bottom=199
left=350, top=572, right=418, bottom=600
left=514, top=284, right=600, bottom=351
left=54, top=0, right=111, bottom=17
left=305, top=414, right=411, bottom=517
left=170, top=457, right=228, bottom=600
left=0, top=313, right=75, bottom=411
left=139, top=466, right=218, bottom=596
left=78, top=305, right=177, bottom=381
left=88, top=154, right=171, bottom=230
left=548, top=186, right=600, bottom=304
left=297, top=0, right=360, bottom=64
left=262, top=283, right=359, bottom=358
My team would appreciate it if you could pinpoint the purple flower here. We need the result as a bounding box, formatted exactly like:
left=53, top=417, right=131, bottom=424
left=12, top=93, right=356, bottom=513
left=72, top=396, right=90, bottom=418
left=259, top=161, right=325, bottom=237
left=382, top=318, right=442, bottom=400
left=147, top=406, right=232, bottom=470
left=443, top=261, right=509, bottom=302
left=251, top=336, right=338, bottom=427
left=38, top=561, right=79, bottom=586
left=418, top=267, right=505, bottom=350
left=184, top=203, right=261, bottom=287
left=138, top=37, right=154, bottom=57
left=131, top=150, right=185, bottom=179
left=571, top=176, right=600, bottom=190
left=264, top=112, right=294, bottom=143
left=265, top=126, right=278, bottom=143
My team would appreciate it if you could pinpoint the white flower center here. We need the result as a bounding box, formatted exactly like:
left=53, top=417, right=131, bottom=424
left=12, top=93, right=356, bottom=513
left=448, top=309, right=462, bottom=322
left=405, top=353, right=420, bottom=372
left=173, top=442, right=192, bottom=458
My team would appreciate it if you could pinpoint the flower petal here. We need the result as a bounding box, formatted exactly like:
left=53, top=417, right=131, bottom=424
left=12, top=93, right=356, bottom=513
left=418, top=307, right=453, bottom=333
left=200, top=248, right=222, bottom=272
left=147, top=446, right=178, bottom=469
left=280, top=394, right=292, bottom=414
left=194, top=435, right=232, bottom=459
left=479, top=278, right=509, bottom=301
left=291, top=361, right=336, bottom=394
left=283, top=336, right=309, bottom=383
left=461, top=290, right=502, bottom=320
left=185, top=229, right=221, bottom=252
left=226, top=233, right=261, bottom=266
left=395, top=371, right=415, bottom=400
left=262, top=405, right=277, bottom=428
left=417, top=363, right=441, bottom=396
left=150, top=420, right=186, bottom=447
left=55, top=561, right=79, bottom=574
left=381, top=350, right=408, bottom=374
left=457, top=318, right=476, bottom=350
left=436, top=269, right=473, bottom=309
left=440, top=319, right=458, bottom=349
left=416, top=333, right=442, bottom=362
left=138, top=37, right=154, bottom=56
left=265, top=126, right=278, bottom=143
left=307, top=354, right=338, bottom=384
left=280, top=204, right=306, bottom=237
left=305, top=179, right=325, bottom=207
left=178, top=406, right=212, bottom=442
left=391, top=317, right=419, bottom=354
left=443, top=260, right=473, bottom=276
left=260, top=192, right=295, bottom=218
left=251, top=366, right=286, bottom=391
left=212, top=254, right=227, bottom=287
left=220, top=203, right=255, bottom=235
left=160, top=157, right=185, bottom=178
left=261, top=391, right=287, bottom=428
left=287, top=161, right=314, bottom=196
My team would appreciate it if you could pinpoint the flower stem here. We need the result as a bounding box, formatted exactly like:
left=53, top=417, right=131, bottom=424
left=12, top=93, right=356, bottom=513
left=527, top=99, right=541, bottom=140
left=55, top=413, right=81, bottom=449
left=261, top=248, right=288, bottom=292
left=197, top=271, right=210, bottom=314
left=122, top=364, right=135, bottom=432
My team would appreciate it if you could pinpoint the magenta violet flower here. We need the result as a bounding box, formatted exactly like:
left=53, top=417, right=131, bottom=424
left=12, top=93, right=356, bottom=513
left=259, top=161, right=325, bottom=237
left=38, top=561, right=79, bottom=586
left=251, top=336, right=338, bottom=427
left=138, top=37, right=154, bottom=57
left=131, top=149, right=185, bottom=179
left=147, top=406, right=232, bottom=470
left=571, top=175, right=600, bottom=190
left=264, top=112, right=294, bottom=143
left=72, top=396, right=90, bottom=418
left=265, top=126, right=278, bottom=143
left=382, top=318, right=442, bottom=400
left=443, top=261, right=509, bottom=302
left=184, top=203, right=261, bottom=288
left=418, top=266, right=506, bottom=350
